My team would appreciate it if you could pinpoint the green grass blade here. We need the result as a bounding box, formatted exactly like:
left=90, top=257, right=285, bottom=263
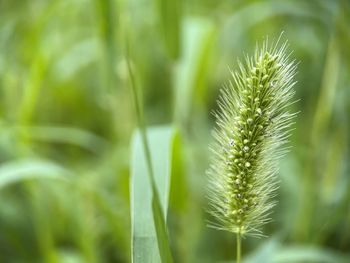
left=94, top=0, right=117, bottom=93
left=152, top=194, right=173, bottom=263
left=131, top=126, right=174, bottom=263
left=294, top=35, right=341, bottom=241
left=156, top=0, right=181, bottom=59
left=174, top=18, right=216, bottom=123
left=272, top=246, right=350, bottom=263
left=0, top=158, right=71, bottom=189
left=9, top=125, right=107, bottom=154
left=236, top=239, right=350, bottom=263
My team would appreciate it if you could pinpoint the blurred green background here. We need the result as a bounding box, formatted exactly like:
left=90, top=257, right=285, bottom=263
left=0, top=0, right=349, bottom=262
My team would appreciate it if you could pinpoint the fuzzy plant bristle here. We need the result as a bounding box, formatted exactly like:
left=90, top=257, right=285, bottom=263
left=207, top=38, right=297, bottom=237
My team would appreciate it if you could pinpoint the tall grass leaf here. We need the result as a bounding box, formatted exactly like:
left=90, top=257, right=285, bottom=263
left=222, top=242, right=350, bottom=263
left=295, top=36, right=340, bottom=241
left=221, top=0, right=326, bottom=50
left=53, top=38, right=99, bottom=81
left=272, top=246, right=350, bottom=263
left=174, top=18, right=216, bottom=123
left=18, top=54, right=47, bottom=126
left=56, top=250, right=85, bottom=263
left=152, top=194, right=173, bottom=263
left=10, top=125, right=107, bottom=154
left=311, top=36, right=340, bottom=143
left=169, top=131, right=187, bottom=212
left=156, top=0, right=181, bottom=59
left=243, top=237, right=279, bottom=263
left=17, top=1, right=60, bottom=126
left=0, top=159, right=71, bottom=189
left=94, top=0, right=117, bottom=92
left=131, top=125, right=175, bottom=263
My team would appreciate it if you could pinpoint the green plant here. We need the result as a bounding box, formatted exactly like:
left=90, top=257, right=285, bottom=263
left=207, top=36, right=297, bottom=262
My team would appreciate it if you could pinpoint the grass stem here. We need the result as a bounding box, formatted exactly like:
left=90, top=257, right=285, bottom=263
left=236, top=230, right=241, bottom=263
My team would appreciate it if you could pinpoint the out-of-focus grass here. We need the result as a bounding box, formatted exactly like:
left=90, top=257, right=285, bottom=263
left=0, top=0, right=349, bottom=262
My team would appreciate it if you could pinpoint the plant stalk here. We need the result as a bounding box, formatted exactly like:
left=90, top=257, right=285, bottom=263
left=236, top=230, right=241, bottom=263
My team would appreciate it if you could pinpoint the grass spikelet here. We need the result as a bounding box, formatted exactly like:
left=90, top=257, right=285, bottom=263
left=207, top=36, right=297, bottom=242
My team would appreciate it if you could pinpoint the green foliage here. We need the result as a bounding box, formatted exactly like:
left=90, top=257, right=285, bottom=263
left=0, top=158, right=70, bottom=188
left=0, top=0, right=350, bottom=262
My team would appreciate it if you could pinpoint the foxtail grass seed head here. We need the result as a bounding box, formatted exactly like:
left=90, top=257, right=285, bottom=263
left=207, top=38, right=297, bottom=237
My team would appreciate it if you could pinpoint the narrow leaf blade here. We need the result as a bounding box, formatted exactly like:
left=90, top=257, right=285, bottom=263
left=0, top=158, right=71, bottom=189
left=131, top=125, right=175, bottom=263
